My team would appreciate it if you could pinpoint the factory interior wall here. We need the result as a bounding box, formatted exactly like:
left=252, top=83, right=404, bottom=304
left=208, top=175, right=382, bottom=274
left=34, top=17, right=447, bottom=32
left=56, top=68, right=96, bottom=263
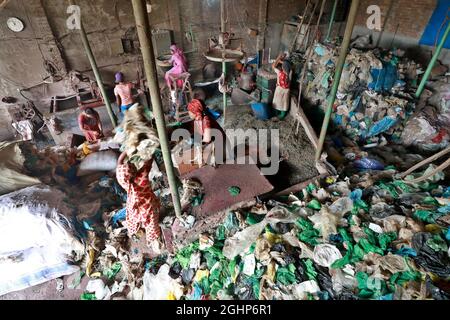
left=0, top=0, right=446, bottom=141
left=352, top=0, right=450, bottom=65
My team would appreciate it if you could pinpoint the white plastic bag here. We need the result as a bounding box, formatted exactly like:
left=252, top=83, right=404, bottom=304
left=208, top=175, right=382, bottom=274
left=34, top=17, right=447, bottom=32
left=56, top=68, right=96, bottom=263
left=313, top=244, right=343, bottom=268
left=223, top=206, right=301, bottom=260
left=77, top=150, right=119, bottom=176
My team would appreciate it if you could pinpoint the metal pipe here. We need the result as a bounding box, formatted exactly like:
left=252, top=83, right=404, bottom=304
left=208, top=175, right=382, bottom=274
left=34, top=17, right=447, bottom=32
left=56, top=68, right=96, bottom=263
left=289, top=0, right=311, bottom=53
left=315, top=0, right=360, bottom=162
left=415, top=22, right=450, bottom=98
left=70, top=0, right=117, bottom=127
left=222, top=60, right=227, bottom=122
left=299, top=0, right=319, bottom=49
left=220, top=0, right=226, bottom=33
left=325, top=0, right=338, bottom=42
left=221, top=0, right=227, bottom=122
left=256, top=0, right=268, bottom=52
left=131, top=0, right=182, bottom=219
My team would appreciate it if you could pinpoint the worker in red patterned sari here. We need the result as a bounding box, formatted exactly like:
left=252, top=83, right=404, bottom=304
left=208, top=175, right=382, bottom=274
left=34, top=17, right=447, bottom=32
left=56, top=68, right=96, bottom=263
left=116, top=151, right=163, bottom=253
left=78, top=108, right=104, bottom=142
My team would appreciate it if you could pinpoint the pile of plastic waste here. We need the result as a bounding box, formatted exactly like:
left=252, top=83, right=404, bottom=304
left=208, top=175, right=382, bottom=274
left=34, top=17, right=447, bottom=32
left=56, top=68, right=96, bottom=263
left=93, top=156, right=449, bottom=300
left=301, top=42, right=449, bottom=149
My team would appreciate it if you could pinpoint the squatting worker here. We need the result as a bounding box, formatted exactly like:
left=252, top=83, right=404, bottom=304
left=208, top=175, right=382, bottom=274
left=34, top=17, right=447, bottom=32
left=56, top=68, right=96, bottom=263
left=116, top=151, right=163, bottom=253
left=78, top=107, right=103, bottom=142
left=165, top=44, right=188, bottom=90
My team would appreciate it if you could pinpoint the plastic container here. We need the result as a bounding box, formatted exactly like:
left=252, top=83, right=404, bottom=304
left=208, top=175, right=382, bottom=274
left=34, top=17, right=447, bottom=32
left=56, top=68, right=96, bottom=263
left=251, top=102, right=271, bottom=120
left=206, top=107, right=221, bottom=120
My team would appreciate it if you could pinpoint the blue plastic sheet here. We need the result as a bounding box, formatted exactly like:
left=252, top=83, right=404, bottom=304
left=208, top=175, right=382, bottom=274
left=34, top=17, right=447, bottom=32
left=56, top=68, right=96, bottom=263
left=368, top=63, right=398, bottom=92
left=353, top=158, right=385, bottom=170
left=334, top=114, right=344, bottom=126
left=350, top=189, right=363, bottom=202
left=189, top=283, right=203, bottom=300
left=82, top=220, right=94, bottom=231
left=314, top=45, right=326, bottom=56
left=443, top=187, right=450, bottom=198
left=395, top=247, right=417, bottom=257
left=437, top=205, right=450, bottom=214
left=206, top=108, right=221, bottom=120
left=378, top=293, right=394, bottom=300
left=112, top=208, right=127, bottom=227
left=367, top=117, right=398, bottom=137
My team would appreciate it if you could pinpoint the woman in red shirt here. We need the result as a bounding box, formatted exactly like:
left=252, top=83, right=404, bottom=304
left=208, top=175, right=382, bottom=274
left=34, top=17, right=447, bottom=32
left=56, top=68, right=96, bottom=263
left=187, top=99, right=227, bottom=166
left=78, top=108, right=103, bottom=142
left=272, top=53, right=292, bottom=120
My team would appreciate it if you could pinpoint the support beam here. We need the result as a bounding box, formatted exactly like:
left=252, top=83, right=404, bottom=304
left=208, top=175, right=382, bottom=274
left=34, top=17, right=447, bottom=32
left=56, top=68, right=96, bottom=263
left=315, top=0, right=360, bottom=162
left=325, top=0, right=338, bottom=42
left=221, top=0, right=227, bottom=123
left=220, top=0, right=226, bottom=34
left=415, top=22, right=450, bottom=98
left=131, top=0, right=182, bottom=218
left=70, top=0, right=117, bottom=127
left=256, top=0, right=268, bottom=52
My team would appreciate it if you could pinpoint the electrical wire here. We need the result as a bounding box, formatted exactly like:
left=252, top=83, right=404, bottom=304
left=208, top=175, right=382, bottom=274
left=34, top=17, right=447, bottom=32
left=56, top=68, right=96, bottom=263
left=433, top=8, right=450, bottom=50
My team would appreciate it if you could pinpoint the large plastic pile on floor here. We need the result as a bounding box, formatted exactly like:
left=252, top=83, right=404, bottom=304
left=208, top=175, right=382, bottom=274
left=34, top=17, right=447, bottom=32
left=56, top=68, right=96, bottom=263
left=82, top=148, right=450, bottom=300
left=300, top=42, right=449, bottom=150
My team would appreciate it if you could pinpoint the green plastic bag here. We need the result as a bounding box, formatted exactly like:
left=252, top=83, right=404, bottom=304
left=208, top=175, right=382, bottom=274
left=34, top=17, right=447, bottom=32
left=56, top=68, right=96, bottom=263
left=304, top=259, right=317, bottom=280
left=103, top=262, right=122, bottom=280
left=413, top=210, right=442, bottom=224
left=228, top=186, right=241, bottom=196
left=209, top=280, right=223, bottom=298
left=307, top=199, right=322, bottom=210
left=276, top=263, right=297, bottom=285
left=356, top=272, right=388, bottom=299
left=296, top=218, right=321, bottom=245
left=306, top=183, right=318, bottom=194
left=223, top=212, right=239, bottom=234
left=80, top=292, right=96, bottom=300
left=422, top=196, right=439, bottom=206
left=192, top=194, right=204, bottom=206
left=426, top=234, right=448, bottom=252
left=392, top=180, right=413, bottom=193
left=216, top=225, right=226, bottom=241
left=389, top=270, right=421, bottom=286
left=175, top=241, right=200, bottom=269
left=246, top=212, right=265, bottom=225
left=378, top=182, right=399, bottom=199
left=378, top=232, right=397, bottom=251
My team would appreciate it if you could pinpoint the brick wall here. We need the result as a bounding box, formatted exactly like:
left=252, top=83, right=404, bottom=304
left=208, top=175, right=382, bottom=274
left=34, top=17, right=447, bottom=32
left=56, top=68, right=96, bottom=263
left=355, top=0, right=437, bottom=39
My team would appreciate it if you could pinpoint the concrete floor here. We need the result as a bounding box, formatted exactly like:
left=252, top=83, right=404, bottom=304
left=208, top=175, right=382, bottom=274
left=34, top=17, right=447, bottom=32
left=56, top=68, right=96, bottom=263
left=0, top=274, right=89, bottom=300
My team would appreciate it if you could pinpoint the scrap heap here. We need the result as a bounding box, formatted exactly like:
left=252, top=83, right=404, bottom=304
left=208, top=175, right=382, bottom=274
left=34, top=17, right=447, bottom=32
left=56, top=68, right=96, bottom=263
left=104, top=155, right=449, bottom=300
left=299, top=42, right=449, bottom=149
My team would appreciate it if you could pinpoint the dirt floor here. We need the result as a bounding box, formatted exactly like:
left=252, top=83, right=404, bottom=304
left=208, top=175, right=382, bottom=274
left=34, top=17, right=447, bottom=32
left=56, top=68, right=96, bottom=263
left=224, top=104, right=319, bottom=190
left=0, top=275, right=88, bottom=300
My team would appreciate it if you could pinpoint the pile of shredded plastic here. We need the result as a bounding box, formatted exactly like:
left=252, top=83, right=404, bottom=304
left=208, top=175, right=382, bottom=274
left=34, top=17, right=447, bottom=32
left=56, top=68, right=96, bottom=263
left=82, top=159, right=449, bottom=300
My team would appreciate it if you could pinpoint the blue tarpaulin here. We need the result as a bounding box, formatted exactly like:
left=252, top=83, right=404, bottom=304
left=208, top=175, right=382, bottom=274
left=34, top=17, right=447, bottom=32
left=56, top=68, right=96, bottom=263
left=419, top=0, right=450, bottom=49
